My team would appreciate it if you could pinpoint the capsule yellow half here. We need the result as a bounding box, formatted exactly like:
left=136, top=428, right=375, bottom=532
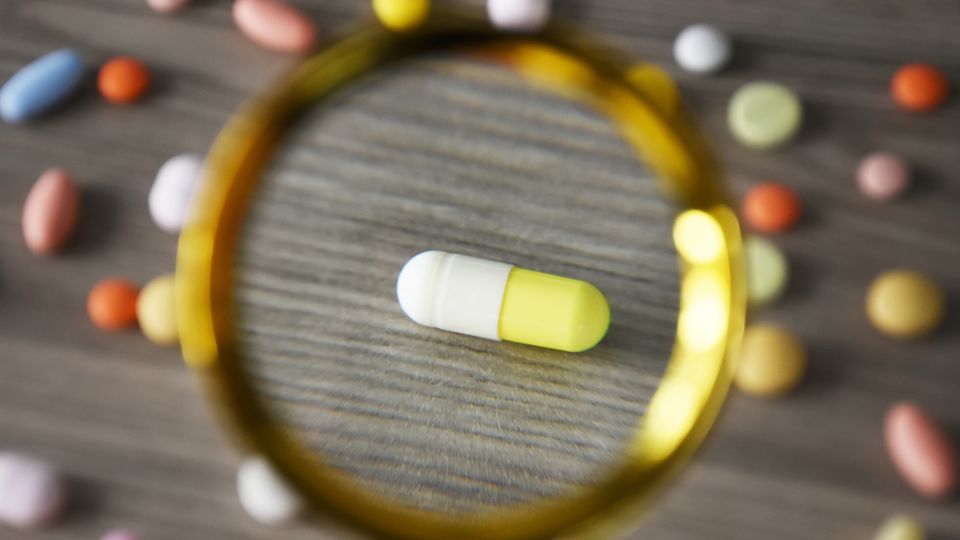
left=396, top=251, right=610, bottom=352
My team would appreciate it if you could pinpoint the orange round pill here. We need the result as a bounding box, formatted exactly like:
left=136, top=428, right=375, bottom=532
left=97, top=56, right=151, bottom=104
left=891, top=63, right=949, bottom=112
left=741, top=182, right=802, bottom=233
left=87, top=278, right=140, bottom=331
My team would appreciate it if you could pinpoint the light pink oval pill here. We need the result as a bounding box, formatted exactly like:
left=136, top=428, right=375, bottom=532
left=0, top=453, right=66, bottom=530
left=858, top=152, right=910, bottom=201
left=146, top=0, right=190, bottom=14
left=22, top=168, right=80, bottom=255
left=101, top=530, right=139, bottom=540
left=233, top=0, right=318, bottom=54
left=885, top=402, right=957, bottom=499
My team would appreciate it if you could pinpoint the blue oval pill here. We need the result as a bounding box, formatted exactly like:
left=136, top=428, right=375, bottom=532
left=0, top=49, right=87, bottom=124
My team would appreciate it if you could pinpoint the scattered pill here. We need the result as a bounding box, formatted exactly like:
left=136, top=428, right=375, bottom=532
left=88, top=279, right=140, bottom=332
left=486, top=0, right=551, bottom=32
left=741, top=182, right=802, bottom=233
left=137, top=275, right=178, bottom=346
left=885, top=402, right=957, bottom=499
left=866, top=270, right=944, bottom=339
left=101, top=530, right=139, bottom=540
left=373, top=0, right=430, bottom=31
left=0, top=48, right=86, bottom=124
left=397, top=251, right=609, bottom=352
left=627, top=63, right=680, bottom=115
left=728, top=81, right=802, bottom=149
left=149, top=153, right=204, bottom=233
left=237, top=457, right=302, bottom=526
left=734, top=324, right=805, bottom=397
left=858, top=152, right=910, bottom=201
left=146, top=0, right=190, bottom=13
left=673, top=23, right=732, bottom=74
left=744, top=236, right=789, bottom=306
left=98, top=56, right=151, bottom=104
left=892, top=63, right=949, bottom=112
left=0, top=453, right=66, bottom=530
left=233, top=0, right=318, bottom=54
left=22, top=168, right=80, bottom=255
left=873, top=515, right=925, bottom=540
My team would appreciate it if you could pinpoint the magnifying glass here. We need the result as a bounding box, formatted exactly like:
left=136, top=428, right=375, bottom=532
left=177, top=8, right=744, bottom=539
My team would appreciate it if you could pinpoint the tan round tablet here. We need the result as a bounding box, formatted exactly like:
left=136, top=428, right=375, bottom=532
left=735, top=324, right=806, bottom=397
left=867, top=270, right=944, bottom=339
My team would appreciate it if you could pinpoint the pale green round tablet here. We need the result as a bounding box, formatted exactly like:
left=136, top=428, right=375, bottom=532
left=744, top=236, right=788, bottom=306
left=728, top=82, right=802, bottom=150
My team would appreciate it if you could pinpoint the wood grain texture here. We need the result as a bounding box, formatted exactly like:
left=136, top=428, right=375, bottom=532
left=1, top=1, right=959, bottom=539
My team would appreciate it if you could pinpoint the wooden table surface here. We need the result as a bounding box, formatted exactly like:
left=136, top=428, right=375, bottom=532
left=2, top=1, right=959, bottom=539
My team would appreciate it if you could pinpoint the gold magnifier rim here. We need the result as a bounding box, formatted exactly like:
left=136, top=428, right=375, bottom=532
left=177, top=9, right=745, bottom=540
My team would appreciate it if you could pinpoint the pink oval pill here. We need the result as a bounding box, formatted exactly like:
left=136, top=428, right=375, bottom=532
left=101, top=530, right=139, bottom=540
left=885, top=402, right=957, bottom=499
left=0, top=453, right=66, bottom=530
left=146, top=0, right=190, bottom=14
left=858, top=152, right=910, bottom=201
left=232, top=0, right=318, bottom=54
left=22, top=168, right=80, bottom=255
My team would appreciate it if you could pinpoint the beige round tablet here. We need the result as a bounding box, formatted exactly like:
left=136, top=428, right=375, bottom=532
left=867, top=270, right=944, bottom=339
left=744, top=236, right=788, bottom=306
left=735, top=324, right=806, bottom=397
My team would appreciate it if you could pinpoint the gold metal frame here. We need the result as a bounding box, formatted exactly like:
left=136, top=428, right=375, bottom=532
left=177, top=9, right=744, bottom=540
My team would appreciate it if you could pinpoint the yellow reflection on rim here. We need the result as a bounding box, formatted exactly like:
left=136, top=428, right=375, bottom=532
left=177, top=9, right=744, bottom=540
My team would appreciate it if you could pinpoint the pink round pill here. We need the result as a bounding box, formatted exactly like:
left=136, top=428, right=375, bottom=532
left=0, top=453, right=66, bottom=530
left=146, top=0, right=190, bottom=13
left=857, top=152, right=910, bottom=201
left=101, top=530, right=140, bottom=540
left=885, top=402, right=957, bottom=499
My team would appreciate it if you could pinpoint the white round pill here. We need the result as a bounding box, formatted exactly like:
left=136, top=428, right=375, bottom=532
left=487, top=0, right=551, bottom=32
left=148, top=153, right=204, bottom=234
left=673, top=23, right=732, bottom=74
left=0, top=453, right=66, bottom=530
left=237, top=456, right=302, bottom=526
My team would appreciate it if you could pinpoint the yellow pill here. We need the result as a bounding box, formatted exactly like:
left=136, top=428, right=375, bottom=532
left=397, top=251, right=610, bottom=352
left=137, top=274, right=178, bottom=346
left=735, top=324, right=805, bottom=397
left=372, top=0, right=429, bottom=31
left=867, top=270, right=944, bottom=339
left=873, top=515, right=925, bottom=540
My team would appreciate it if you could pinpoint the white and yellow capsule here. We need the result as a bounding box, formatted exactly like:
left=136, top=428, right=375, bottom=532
left=396, top=251, right=610, bottom=352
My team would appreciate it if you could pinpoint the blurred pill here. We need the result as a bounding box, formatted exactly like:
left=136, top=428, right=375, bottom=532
left=892, top=63, right=948, bottom=112
left=147, top=0, right=190, bottom=13
left=742, top=182, right=802, bottom=233
left=744, top=236, right=788, bottom=306
left=137, top=275, right=178, bottom=346
left=22, top=168, right=80, bottom=255
left=0, top=453, right=66, bottom=530
left=373, top=0, right=431, bottom=31
left=858, top=152, right=910, bottom=201
left=627, top=63, right=679, bottom=115
left=101, top=530, right=139, bottom=540
left=885, top=402, right=957, bottom=499
left=673, top=23, right=731, bottom=74
left=0, top=48, right=86, bottom=124
left=88, top=279, right=140, bottom=331
left=233, top=0, right=318, bottom=54
left=237, top=457, right=302, bottom=525
left=487, top=0, right=550, bottom=32
left=866, top=270, right=944, bottom=339
left=98, top=57, right=151, bottom=104
left=728, top=81, right=802, bottom=149
left=149, top=153, right=204, bottom=233
left=735, top=324, right=805, bottom=397
left=873, top=515, right=925, bottom=540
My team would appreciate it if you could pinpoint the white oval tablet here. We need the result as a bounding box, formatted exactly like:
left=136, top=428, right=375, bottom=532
left=148, top=153, right=204, bottom=233
left=237, top=457, right=302, bottom=526
left=487, top=0, right=551, bottom=32
left=0, top=452, right=66, bottom=530
left=673, top=23, right=732, bottom=74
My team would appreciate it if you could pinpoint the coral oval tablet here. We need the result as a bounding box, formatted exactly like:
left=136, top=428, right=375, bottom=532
left=233, top=0, right=318, bottom=54
left=885, top=402, right=957, bottom=499
left=149, top=153, right=204, bottom=233
left=0, top=49, right=86, bottom=124
left=397, top=251, right=609, bottom=352
left=0, top=453, right=66, bottom=530
left=22, top=168, right=80, bottom=255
